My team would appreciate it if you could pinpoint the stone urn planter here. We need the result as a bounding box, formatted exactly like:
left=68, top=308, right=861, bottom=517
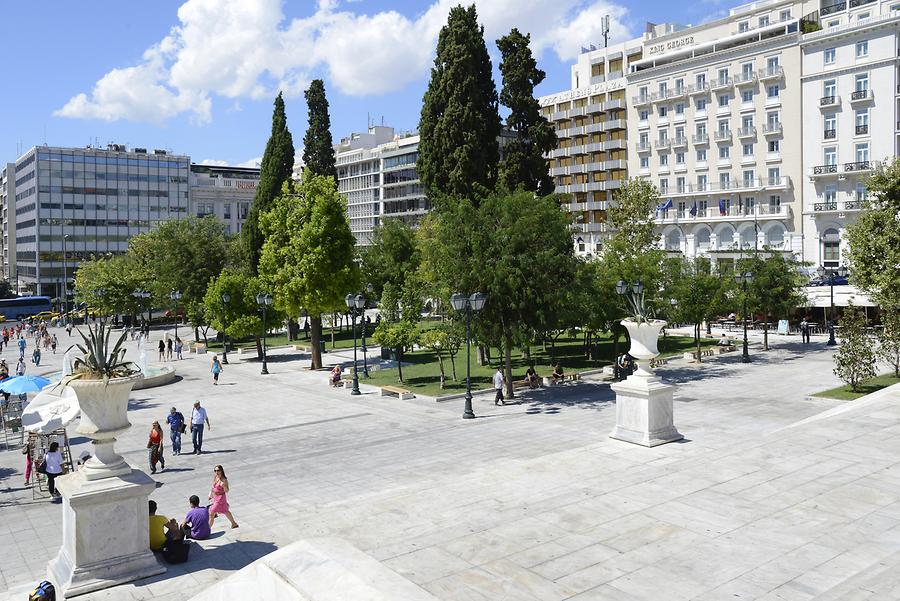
left=68, top=373, right=142, bottom=481
left=622, top=318, right=666, bottom=378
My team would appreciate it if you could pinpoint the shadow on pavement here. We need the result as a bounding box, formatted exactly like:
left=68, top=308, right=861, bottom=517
left=504, top=382, right=616, bottom=414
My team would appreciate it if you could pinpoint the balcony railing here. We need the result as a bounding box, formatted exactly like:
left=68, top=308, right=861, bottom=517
left=758, top=66, right=784, bottom=80
left=820, top=95, right=838, bottom=107
left=632, top=94, right=652, bottom=106
left=762, top=123, right=783, bottom=136
left=672, top=136, right=688, bottom=148
left=657, top=176, right=792, bottom=197
left=693, top=133, right=709, bottom=145
left=812, top=164, right=838, bottom=175
left=733, top=72, right=757, bottom=86
left=820, top=1, right=846, bottom=16
left=824, top=129, right=836, bottom=139
left=636, top=142, right=652, bottom=152
left=738, top=126, right=757, bottom=138
left=814, top=202, right=838, bottom=211
left=856, top=125, right=868, bottom=135
left=849, top=0, right=875, bottom=7
left=844, top=161, right=873, bottom=172
left=850, top=89, right=872, bottom=102
left=715, top=129, right=732, bottom=141
left=655, top=139, right=672, bottom=149
left=668, top=86, right=688, bottom=99
left=711, top=77, right=732, bottom=90
left=689, top=83, right=709, bottom=95
left=844, top=200, right=864, bottom=210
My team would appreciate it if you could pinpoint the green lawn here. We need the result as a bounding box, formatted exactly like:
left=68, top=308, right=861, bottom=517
left=360, top=332, right=716, bottom=398
left=812, top=373, right=900, bottom=401
left=206, top=324, right=376, bottom=352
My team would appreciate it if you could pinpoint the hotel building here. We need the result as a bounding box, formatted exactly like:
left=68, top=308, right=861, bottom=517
left=627, top=1, right=810, bottom=268
left=189, top=164, right=260, bottom=235
left=538, top=36, right=646, bottom=256
left=335, top=126, right=427, bottom=246
left=800, top=3, right=900, bottom=269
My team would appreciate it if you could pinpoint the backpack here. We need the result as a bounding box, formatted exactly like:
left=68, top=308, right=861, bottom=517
left=29, top=580, right=56, bottom=601
left=162, top=540, right=191, bottom=564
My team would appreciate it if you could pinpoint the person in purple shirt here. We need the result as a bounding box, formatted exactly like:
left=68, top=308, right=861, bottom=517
left=181, top=495, right=211, bottom=540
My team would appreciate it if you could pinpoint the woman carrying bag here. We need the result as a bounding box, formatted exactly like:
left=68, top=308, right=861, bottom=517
left=147, top=421, right=166, bottom=474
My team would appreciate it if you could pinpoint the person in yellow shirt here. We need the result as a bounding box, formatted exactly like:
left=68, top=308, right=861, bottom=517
left=148, top=500, right=170, bottom=551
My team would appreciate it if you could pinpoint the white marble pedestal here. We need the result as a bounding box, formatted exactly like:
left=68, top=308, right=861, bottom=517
left=610, top=374, right=683, bottom=447
left=47, top=468, right=165, bottom=598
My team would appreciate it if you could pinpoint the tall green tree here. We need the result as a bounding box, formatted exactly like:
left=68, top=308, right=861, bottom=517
left=739, top=253, right=807, bottom=350
left=244, top=92, right=295, bottom=273
left=259, top=171, right=358, bottom=369
left=359, top=219, right=421, bottom=300
left=833, top=303, right=876, bottom=392
left=372, top=279, right=422, bottom=384
left=877, top=308, right=900, bottom=377
left=418, top=4, right=501, bottom=203
left=74, top=254, right=150, bottom=317
left=203, top=268, right=282, bottom=345
left=846, top=159, right=900, bottom=309
left=666, top=258, right=731, bottom=362
left=302, top=79, right=337, bottom=183
left=496, top=28, right=557, bottom=196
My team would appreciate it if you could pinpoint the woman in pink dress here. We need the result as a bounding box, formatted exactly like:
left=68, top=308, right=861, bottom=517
left=208, top=464, right=239, bottom=529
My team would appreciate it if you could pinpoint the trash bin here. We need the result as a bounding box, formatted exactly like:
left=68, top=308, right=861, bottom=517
left=319, top=340, right=327, bottom=354
left=380, top=347, right=391, bottom=360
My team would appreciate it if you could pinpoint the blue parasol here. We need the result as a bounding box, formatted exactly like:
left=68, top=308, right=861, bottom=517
left=0, top=375, right=52, bottom=395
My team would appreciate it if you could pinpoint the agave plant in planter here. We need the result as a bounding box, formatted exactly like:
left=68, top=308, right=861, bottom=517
left=64, top=322, right=142, bottom=481
left=616, top=280, right=665, bottom=377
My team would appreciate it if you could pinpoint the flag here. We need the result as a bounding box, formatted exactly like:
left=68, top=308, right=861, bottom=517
left=738, top=195, right=743, bottom=214
left=689, top=202, right=697, bottom=217
left=656, top=198, right=673, bottom=212
left=718, top=199, right=726, bottom=216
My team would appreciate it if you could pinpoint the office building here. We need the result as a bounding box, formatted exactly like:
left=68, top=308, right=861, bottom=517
left=2, top=144, right=190, bottom=297
left=800, top=3, right=900, bottom=268
left=1, top=164, right=16, bottom=284
left=189, top=164, right=260, bottom=235
left=538, top=36, right=646, bottom=256
left=335, top=126, right=427, bottom=246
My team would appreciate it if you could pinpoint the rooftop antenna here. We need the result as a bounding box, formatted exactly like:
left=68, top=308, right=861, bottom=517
left=602, top=15, right=611, bottom=48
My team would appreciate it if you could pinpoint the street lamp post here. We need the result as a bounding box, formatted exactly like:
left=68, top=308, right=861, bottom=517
left=132, top=289, right=151, bottom=333
left=256, top=292, right=273, bottom=375
left=360, top=283, right=373, bottom=377
left=450, top=291, right=487, bottom=420
left=734, top=271, right=754, bottom=363
left=817, top=264, right=848, bottom=346
left=62, top=234, right=70, bottom=319
left=220, top=292, right=230, bottom=364
left=169, top=290, right=182, bottom=340
left=344, top=293, right=365, bottom=395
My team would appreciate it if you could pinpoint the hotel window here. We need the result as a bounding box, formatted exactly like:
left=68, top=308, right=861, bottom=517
left=698, top=174, right=708, bottom=190
left=743, top=143, right=754, bottom=156
left=779, top=9, right=791, bottom=21
left=742, top=89, right=753, bottom=103
left=696, top=72, right=707, bottom=88
left=767, top=167, right=780, bottom=183
left=696, top=97, right=708, bottom=111
left=676, top=177, right=686, bottom=193
left=856, top=40, right=868, bottom=58
left=639, top=109, right=650, bottom=121
left=855, top=109, right=869, bottom=132
left=855, top=73, right=869, bottom=91
left=767, top=84, right=780, bottom=99
left=738, top=21, right=749, bottom=32
left=742, top=115, right=754, bottom=129
left=223, top=203, right=232, bottom=219
left=857, top=12, right=870, bottom=21
left=697, top=149, right=707, bottom=162
left=658, top=82, right=668, bottom=96
left=824, top=146, right=837, bottom=165
left=718, top=94, right=730, bottom=107
left=717, top=67, right=729, bottom=85
left=659, top=106, right=668, bottom=120
left=640, top=156, right=649, bottom=169
left=823, top=80, right=836, bottom=97
left=696, top=123, right=707, bottom=136
left=855, top=182, right=867, bottom=200
left=824, top=113, right=836, bottom=135
left=659, top=129, right=669, bottom=142
left=769, top=195, right=781, bottom=210
left=717, top=119, right=729, bottom=134
left=639, top=132, right=649, bottom=145
left=639, top=86, right=648, bottom=98
left=827, top=20, right=839, bottom=29
left=674, top=78, right=684, bottom=92
left=675, top=126, right=685, bottom=140
left=741, top=62, right=754, bottom=76
left=659, top=179, right=668, bottom=192
left=824, top=48, right=835, bottom=64
left=660, top=154, right=669, bottom=167
left=766, top=56, right=779, bottom=70
left=675, top=102, right=685, bottom=115
left=743, top=170, right=755, bottom=186
left=825, top=184, right=837, bottom=203
left=855, top=143, right=869, bottom=162
left=768, top=139, right=780, bottom=152
left=720, top=172, right=731, bottom=187
left=675, top=152, right=685, bottom=165
left=758, top=15, right=769, bottom=27
left=719, top=146, right=730, bottom=159
left=823, top=229, right=840, bottom=263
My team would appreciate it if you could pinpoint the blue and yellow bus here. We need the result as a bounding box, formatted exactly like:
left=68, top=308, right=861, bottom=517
left=0, top=296, right=53, bottom=320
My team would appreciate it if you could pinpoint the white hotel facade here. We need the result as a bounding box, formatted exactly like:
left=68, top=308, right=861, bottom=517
left=539, top=0, right=900, bottom=271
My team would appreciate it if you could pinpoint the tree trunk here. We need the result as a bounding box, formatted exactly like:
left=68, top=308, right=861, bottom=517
left=310, top=316, right=324, bottom=369
left=696, top=322, right=702, bottom=364
left=504, top=328, right=514, bottom=399
left=330, top=314, right=336, bottom=349
left=763, top=308, right=769, bottom=351
left=255, top=334, right=262, bottom=359
left=287, top=317, right=297, bottom=341
left=437, top=353, right=445, bottom=388
left=194, top=326, right=200, bottom=343
left=523, top=346, right=531, bottom=361
left=396, top=347, right=404, bottom=382
left=450, top=354, right=458, bottom=381
left=478, top=346, right=486, bottom=366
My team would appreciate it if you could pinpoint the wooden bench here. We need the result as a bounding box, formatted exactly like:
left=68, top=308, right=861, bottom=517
left=543, top=373, right=580, bottom=386
left=380, top=385, right=415, bottom=400
left=649, top=357, right=668, bottom=368
left=713, top=345, right=736, bottom=354
left=512, top=379, right=531, bottom=390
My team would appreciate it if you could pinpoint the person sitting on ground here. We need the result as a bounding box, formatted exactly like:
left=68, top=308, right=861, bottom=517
left=524, top=365, right=540, bottom=388
left=330, top=365, right=343, bottom=387
left=181, top=495, right=211, bottom=541
left=552, top=362, right=565, bottom=384
left=148, top=500, right=174, bottom=551
left=718, top=333, right=733, bottom=347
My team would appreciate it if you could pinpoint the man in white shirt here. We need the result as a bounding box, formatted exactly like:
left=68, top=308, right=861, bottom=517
left=190, top=401, right=211, bottom=455
left=493, top=368, right=505, bottom=406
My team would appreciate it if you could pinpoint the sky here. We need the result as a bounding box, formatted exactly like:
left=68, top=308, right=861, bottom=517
left=0, top=0, right=732, bottom=168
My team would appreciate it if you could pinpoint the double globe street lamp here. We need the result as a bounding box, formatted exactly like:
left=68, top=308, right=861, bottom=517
left=360, top=283, right=373, bottom=378
left=734, top=271, right=754, bottom=363
left=220, top=292, right=230, bottom=364
left=169, top=290, right=182, bottom=340
left=344, top=293, right=366, bottom=395
left=817, top=264, right=848, bottom=346
left=450, top=292, right=487, bottom=420
left=256, top=292, right=273, bottom=375
left=132, top=289, right=151, bottom=331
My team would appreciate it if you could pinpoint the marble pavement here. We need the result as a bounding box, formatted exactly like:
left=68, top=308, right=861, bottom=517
left=1, top=327, right=900, bottom=600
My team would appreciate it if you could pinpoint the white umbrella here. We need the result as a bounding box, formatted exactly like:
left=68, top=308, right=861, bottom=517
left=22, top=386, right=79, bottom=434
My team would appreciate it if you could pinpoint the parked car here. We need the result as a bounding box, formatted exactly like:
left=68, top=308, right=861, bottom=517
left=808, top=275, right=849, bottom=287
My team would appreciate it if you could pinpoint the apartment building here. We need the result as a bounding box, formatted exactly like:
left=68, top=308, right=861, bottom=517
left=335, top=126, right=427, bottom=246
left=800, top=2, right=900, bottom=268
left=189, top=164, right=260, bottom=235
left=628, top=0, right=813, bottom=269
left=0, top=164, right=16, bottom=284
left=539, top=35, right=650, bottom=256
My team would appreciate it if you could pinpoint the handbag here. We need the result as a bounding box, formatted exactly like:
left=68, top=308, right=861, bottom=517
left=36, top=460, right=47, bottom=474
left=180, top=422, right=187, bottom=434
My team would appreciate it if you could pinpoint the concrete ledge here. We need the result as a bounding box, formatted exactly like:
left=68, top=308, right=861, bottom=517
left=132, top=366, right=177, bottom=390
left=189, top=537, right=440, bottom=601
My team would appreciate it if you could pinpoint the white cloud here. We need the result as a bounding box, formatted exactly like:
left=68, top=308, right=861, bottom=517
left=199, top=156, right=262, bottom=167
left=56, top=0, right=633, bottom=124
left=198, top=159, right=229, bottom=166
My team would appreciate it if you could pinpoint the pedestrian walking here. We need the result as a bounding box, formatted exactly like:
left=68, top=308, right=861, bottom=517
left=32, top=347, right=41, bottom=366
left=493, top=367, right=505, bottom=406
left=158, top=339, right=165, bottom=362
left=148, top=421, right=166, bottom=474
left=190, top=401, right=211, bottom=455
left=166, top=407, right=185, bottom=455
left=16, top=357, right=26, bottom=376
left=175, top=337, right=183, bottom=360
left=22, top=439, right=34, bottom=486
left=51, top=334, right=58, bottom=354
left=66, top=322, right=73, bottom=337
left=208, top=465, right=239, bottom=530
left=166, top=338, right=173, bottom=361
left=211, top=355, right=223, bottom=385
left=800, top=317, right=810, bottom=344
left=17, top=336, right=26, bottom=359
left=42, top=441, right=64, bottom=502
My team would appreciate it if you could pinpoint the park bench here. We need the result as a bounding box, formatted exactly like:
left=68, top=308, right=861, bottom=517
left=714, top=345, right=736, bottom=354
left=684, top=349, right=716, bottom=361
left=512, top=379, right=531, bottom=391
left=380, top=385, right=415, bottom=400
left=543, top=373, right=580, bottom=386
left=190, top=342, right=207, bottom=354
left=649, top=357, right=668, bottom=368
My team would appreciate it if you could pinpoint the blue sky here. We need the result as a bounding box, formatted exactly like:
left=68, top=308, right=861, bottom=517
left=0, top=0, right=729, bottom=167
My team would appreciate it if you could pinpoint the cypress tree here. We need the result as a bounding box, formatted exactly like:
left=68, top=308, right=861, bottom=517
left=302, top=79, right=338, bottom=183
left=418, top=4, right=501, bottom=204
left=244, top=92, right=295, bottom=274
left=497, top=28, right=557, bottom=196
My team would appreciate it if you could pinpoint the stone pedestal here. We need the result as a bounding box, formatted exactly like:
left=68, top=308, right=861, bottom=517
left=610, top=374, right=683, bottom=447
left=47, top=468, right=165, bottom=598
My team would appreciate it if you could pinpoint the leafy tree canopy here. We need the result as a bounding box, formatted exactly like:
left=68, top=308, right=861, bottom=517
left=302, top=79, right=337, bottom=183
left=360, top=219, right=421, bottom=301
left=203, top=268, right=283, bottom=341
